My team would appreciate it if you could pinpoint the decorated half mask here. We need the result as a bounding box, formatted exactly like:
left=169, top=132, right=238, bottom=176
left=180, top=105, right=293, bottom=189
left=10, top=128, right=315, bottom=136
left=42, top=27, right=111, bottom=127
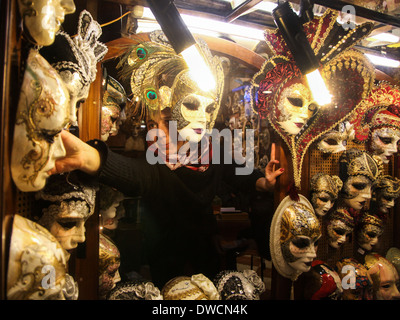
left=336, top=257, right=373, bottom=300
left=99, top=233, right=121, bottom=299
left=302, top=260, right=343, bottom=300
left=338, top=149, right=382, bottom=211
left=310, top=173, right=342, bottom=216
left=326, top=208, right=355, bottom=249
left=107, top=280, right=163, bottom=300
left=161, top=273, right=220, bottom=300
left=7, top=214, right=78, bottom=300
left=213, top=270, right=265, bottom=300
left=356, top=214, right=384, bottom=252
left=98, top=184, right=124, bottom=230
left=17, top=0, right=75, bottom=46
left=11, top=49, right=70, bottom=192
left=371, top=175, right=400, bottom=218
left=386, top=247, right=400, bottom=278
left=251, top=9, right=375, bottom=189
left=270, top=195, right=321, bottom=281
left=117, top=30, right=224, bottom=143
left=40, top=10, right=108, bottom=125
left=364, top=253, right=400, bottom=300
left=349, top=82, right=400, bottom=163
left=34, top=171, right=97, bottom=250
left=317, top=121, right=355, bottom=154
left=101, top=76, right=127, bottom=141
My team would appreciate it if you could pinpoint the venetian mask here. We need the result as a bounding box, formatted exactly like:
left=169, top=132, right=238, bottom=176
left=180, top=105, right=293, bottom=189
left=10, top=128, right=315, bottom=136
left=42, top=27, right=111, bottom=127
left=371, top=175, right=400, bottom=217
left=99, top=233, right=121, bottom=299
left=101, top=76, right=127, bottom=141
left=161, top=274, right=220, bottom=300
left=369, top=110, right=400, bottom=164
left=386, top=247, right=400, bottom=278
left=364, top=253, right=400, bottom=300
left=310, top=173, right=342, bottom=216
left=213, top=270, right=265, bottom=300
left=35, top=171, right=97, bottom=250
left=303, top=260, right=343, bottom=300
left=356, top=214, right=384, bottom=252
left=317, top=122, right=355, bottom=154
left=11, top=49, right=70, bottom=192
left=270, top=195, right=321, bottom=281
left=40, top=10, right=108, bottom=125
left=276, top=82, right=317, bottom=135
left=326, top=208, right=355, bottom=249
left=107, top=280, right=163, bottom=300
left=98, top=184, right=124, bottom=230
left=17, top=0, right=75, bottom=46
left=336, top=257, right=373, bottom=300
left=7, top=214, right=78, bottom=300
left=339, top=149, right=382, bottom=211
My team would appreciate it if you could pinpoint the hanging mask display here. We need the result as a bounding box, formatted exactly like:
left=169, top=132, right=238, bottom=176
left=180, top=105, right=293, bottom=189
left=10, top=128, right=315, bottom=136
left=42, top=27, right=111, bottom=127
left=364, top=253, right=400, bottom=300
left=161, top=273, right=220, bottom=300
left=335, top=257, right=373, bottom=300
left=302, top=260, right=343, bottom=300
left=251, top=9, right=375, bottom=189
left=310, top=172, right=342, bottom=216
left=370, top=175, right=400, bottom=219
left=34, top=171, right=97, bottom=250
left=99, top=233, right=121, bottom=299
left=107, top=280, right=163, bottom=300
left=7, top=214, right=78, bottom=300
left=11, top=49, right=70, bottom=192
left=17, top=0, right=75, bottom=46
left=40, top=10, right=108, bottom=125
left=213, top=270, right=265, bottom=300
left=338, top=149, right=383, bottom=212
left=349, top=82, right=400, bottom=164
left=326, top=208, right=355, bottom=249
left=270, top=195, right=321, bottom=282
left=317, top=121, right=355, bottom=154
left=101, top=76, right=128, bottom=141
left=117, top=30, right=224, bottom=144
left=356, top=214, right=384, bottom=252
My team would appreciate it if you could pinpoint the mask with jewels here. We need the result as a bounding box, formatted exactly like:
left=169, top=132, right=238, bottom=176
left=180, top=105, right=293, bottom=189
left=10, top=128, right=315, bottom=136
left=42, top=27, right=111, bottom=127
left=34, top=171, right=98, bottom=250
left=11, top=49, right=70, bottom=192
left=336, top=257, right=373, bottom=300
left=7, top=214, right=78, bottom=300
left=364, top=253, right=400, bottom=300
left=17, top=0, right=75, bottom=46
left=40, top=10, right=108, bottom=125
left=270, top=195, right=321, bottom=281
left=310, top=172, right=342, bottom=216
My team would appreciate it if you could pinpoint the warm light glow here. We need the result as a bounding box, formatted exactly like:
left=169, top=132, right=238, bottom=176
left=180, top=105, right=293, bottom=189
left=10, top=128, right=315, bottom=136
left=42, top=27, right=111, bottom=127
left=306, top=69, right=332, bottom=106
left=367, top=32, right=400, bottom=43
left=365, top=53, right=400, bottom=68
left=180, top=44, right=216, bottom=92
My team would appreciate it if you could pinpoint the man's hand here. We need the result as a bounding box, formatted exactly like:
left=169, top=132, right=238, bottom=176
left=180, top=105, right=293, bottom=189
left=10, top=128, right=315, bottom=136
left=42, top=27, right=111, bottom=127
left=48, top=130, right=101, bottom=176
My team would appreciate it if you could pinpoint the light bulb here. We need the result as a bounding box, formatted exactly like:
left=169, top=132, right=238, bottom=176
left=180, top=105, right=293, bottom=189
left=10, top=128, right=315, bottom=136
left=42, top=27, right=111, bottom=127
left=180, top=44, right=216, bottom=92
left=306, top=69, right=332, bottom=106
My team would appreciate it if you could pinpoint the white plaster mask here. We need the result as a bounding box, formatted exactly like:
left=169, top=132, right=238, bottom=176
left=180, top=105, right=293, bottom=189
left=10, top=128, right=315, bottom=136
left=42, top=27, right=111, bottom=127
left=276, top=82, right=317, bottom=135
left=312, top=191, right=335, bottom=217
left=11, top=50, right=70, bottom=192
left=370, top=127, right=400, bottom=164
left=17, top=0, right=75, bottom=46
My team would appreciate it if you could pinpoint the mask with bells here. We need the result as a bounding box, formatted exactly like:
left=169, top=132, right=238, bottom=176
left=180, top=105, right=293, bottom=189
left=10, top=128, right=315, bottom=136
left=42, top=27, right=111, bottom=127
left=17, top=0, right=75, bottom=46
left=310, top=172, right=342, bottom=217
left=364, top=253, right=400, bottom=300
left=7, top=215, right=78, bottom=300
left=11, top=49, right=70, bottom=192
left=40, top=10, right=108, bottom=126
left=34, top=171, right=97, bottom=250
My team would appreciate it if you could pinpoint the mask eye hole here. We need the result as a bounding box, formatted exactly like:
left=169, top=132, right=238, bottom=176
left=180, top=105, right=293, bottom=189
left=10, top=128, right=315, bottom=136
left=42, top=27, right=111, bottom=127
left=325, top=138, right=339, bottom=146
left=287, top=97, right=303, bottom=108
left=378, top=136, right=392, bottom=145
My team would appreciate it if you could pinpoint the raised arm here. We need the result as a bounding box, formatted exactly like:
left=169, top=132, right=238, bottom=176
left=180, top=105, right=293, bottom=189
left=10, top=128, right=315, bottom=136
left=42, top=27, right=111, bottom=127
left=255, top=143, right=284, bottom=192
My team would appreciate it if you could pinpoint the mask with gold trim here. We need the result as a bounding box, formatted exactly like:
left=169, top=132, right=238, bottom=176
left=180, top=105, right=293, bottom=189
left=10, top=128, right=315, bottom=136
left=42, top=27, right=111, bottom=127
left=356, top=214, right=384, bottom=252
left=310, top=173, right=342, bottom=216
left=326, top=208, right=355, bottom=249
left=99, top=233, right=121, bottom=300
left=317, top=121, right=355, bottom=154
